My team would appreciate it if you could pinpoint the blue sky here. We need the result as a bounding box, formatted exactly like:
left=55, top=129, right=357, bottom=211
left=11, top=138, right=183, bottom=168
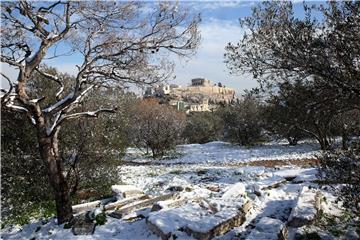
left=1, top=1, right=322, bottom=95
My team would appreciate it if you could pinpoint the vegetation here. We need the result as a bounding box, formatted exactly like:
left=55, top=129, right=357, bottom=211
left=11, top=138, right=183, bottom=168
left=1, top=1, right=200, bottom=223
left=218, top=94, right=264, bottom=146
left=182, top=111, right=223, bottom=144
left=132, top=98, right=186, bottom=157
left=225, top=1, right=360, bottom=216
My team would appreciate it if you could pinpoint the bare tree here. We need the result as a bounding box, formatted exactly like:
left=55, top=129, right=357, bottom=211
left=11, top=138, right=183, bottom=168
left=1, top=1, right=200, bottom=224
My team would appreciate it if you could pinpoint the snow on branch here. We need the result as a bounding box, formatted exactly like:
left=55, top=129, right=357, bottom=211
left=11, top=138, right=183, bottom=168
left=61, top=108, right=117, bottom=120
left=35, top=68, right=64, bottom=99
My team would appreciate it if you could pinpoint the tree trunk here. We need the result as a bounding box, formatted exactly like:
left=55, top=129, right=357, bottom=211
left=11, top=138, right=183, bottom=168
left=38, top=128, right=73, bottom=224
left=342, top=124, right=349, bottom=150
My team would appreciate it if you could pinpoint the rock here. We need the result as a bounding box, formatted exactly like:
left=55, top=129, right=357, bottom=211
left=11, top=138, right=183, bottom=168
left=111, top=185, right=143, bottom=199
left=284, top=176, right=297, bottom=181
left=151, top=197, right=188, bottom=211
left=109, top=193, right=177, bottom=219
left=206, top=185, right=220, bottom=192
left=197, top=169, right=207, bottom=175
left=222, top=182, right=246, bottom=200
left=72, top=197, right=116, bottom=214
left=147, top=199, right=250, bottom=240
left=166, top=186, right=184, bottom=192
left=261, top=179, right=287, bottom=190
left=71, top=215, right=96, bottom=235
left=345, top=228, right=360, bottom=240
left=246, top=217, right=287, bottom=240
left=241, top=200, right=252, bottom=214
left=287, top=187, right=322, bottom=227
left=147, top=203, right=207, bottom=240
left=104, top=194, right=149, bottom=211
left=185, top=208, right=246, bottom=240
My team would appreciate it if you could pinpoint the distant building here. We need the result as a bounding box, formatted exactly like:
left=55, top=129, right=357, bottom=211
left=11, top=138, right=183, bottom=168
left=144, top=78, right=236, bottom=113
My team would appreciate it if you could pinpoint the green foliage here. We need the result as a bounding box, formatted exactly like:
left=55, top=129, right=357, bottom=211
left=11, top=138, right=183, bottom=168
left=218, top=94, right=264, bottom=146
left=1, top=200, right=56, bottom=226
left=1, top=67, right=137, bottom=226
left=95, top=213, right=107, bottom=225
left=182, top=111, right=223, bottom=144
left=319, top=142, right=360, bottom=215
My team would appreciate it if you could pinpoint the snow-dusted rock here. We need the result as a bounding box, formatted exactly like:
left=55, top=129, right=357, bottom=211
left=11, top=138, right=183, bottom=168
left=147, top=199, right=251, bottom=240
left=111, top=185, right=143, bottom=199
left=109, top=193, right=177, bottom=219
left=221, top=182, right=246, bottom=200
left=288, top=186, right=322, bottom=227
left=246, top=217, right=287, bottom=240
left=151, top=197, right=188, bottom=211
left=104, top=194, right=149, bottom=211
left=71, top=215, right=96, bottom=235
left=147, top=203, right=206, bottom=240
left=185, top=207, right=246, bottom=240
left=72, top=197, right=116, bottom=214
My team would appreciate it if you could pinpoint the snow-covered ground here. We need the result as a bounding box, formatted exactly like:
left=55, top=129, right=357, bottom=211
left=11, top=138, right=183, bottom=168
left=125, top=141, right=319, bottom=165
left=2, top=141, right=352, bottom=240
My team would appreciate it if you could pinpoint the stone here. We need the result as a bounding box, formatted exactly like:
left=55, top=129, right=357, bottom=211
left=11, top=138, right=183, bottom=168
left=151, top=197, right=188, bottom=211
left=206, top=185, right=220, bottom=192
left=109, top=193, right=177, bottom=219
left=71, top=215, right=96, bottom=235
left=104, top=194, right=149, bottom=211
left=147, top=200, right=250, bottom=240
left=166, top=186, right=184, bottom=192
left=111, top=185, right=143, bottom=199
left=72, top=197, right=116, bottom=214
left=246, top=217, right=287, bottom=240
left=185, top=209, right=246, bottom=240
left=287, top=187, right=322, bottom=227
left=222, top=182, right=246, bottom=200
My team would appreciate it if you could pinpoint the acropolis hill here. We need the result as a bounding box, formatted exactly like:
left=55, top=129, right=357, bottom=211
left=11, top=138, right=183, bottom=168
left=145, top=78, right=236, bottom=112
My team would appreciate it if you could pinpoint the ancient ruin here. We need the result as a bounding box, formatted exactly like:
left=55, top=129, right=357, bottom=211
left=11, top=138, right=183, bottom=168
left=144, top=78, right=236, bottom=113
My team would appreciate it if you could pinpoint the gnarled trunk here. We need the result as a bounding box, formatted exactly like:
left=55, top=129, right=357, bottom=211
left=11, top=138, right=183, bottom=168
left=38, top=128, right=73, bottom=224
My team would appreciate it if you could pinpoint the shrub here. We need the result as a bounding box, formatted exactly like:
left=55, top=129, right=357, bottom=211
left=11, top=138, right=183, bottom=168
left=131, top=98, right=186, bottom=157
left=182, top=111, right=223, bottom=144
left=319, top=141, right=360, bottom=215
left=219, top=95, right=264, bottom=146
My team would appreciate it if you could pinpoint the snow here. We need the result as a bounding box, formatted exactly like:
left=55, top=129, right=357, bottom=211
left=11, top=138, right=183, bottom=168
left=111, top=185, right=143, bottom=199
left=246, top=217, right=285, bottom=240
left=2, top=140, right=342, bottom=240
left=42, top=91, right=74, bottom=113
left=124, top=140, right=319, bottom=165
left=288, top=186, right=319, bottom=223
left=221, top=182, right=246, bottom=200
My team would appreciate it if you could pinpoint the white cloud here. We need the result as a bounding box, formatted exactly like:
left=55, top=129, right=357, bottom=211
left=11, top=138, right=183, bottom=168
left=172, top=18, right=258, bottom=95
left=185, top=1, right=255, bottom=11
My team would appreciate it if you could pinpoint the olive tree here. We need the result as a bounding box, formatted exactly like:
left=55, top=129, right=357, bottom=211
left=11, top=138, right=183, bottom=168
left=1, top=1, right=200, bottom=223
left=219, top=94, right=264, bottom=146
